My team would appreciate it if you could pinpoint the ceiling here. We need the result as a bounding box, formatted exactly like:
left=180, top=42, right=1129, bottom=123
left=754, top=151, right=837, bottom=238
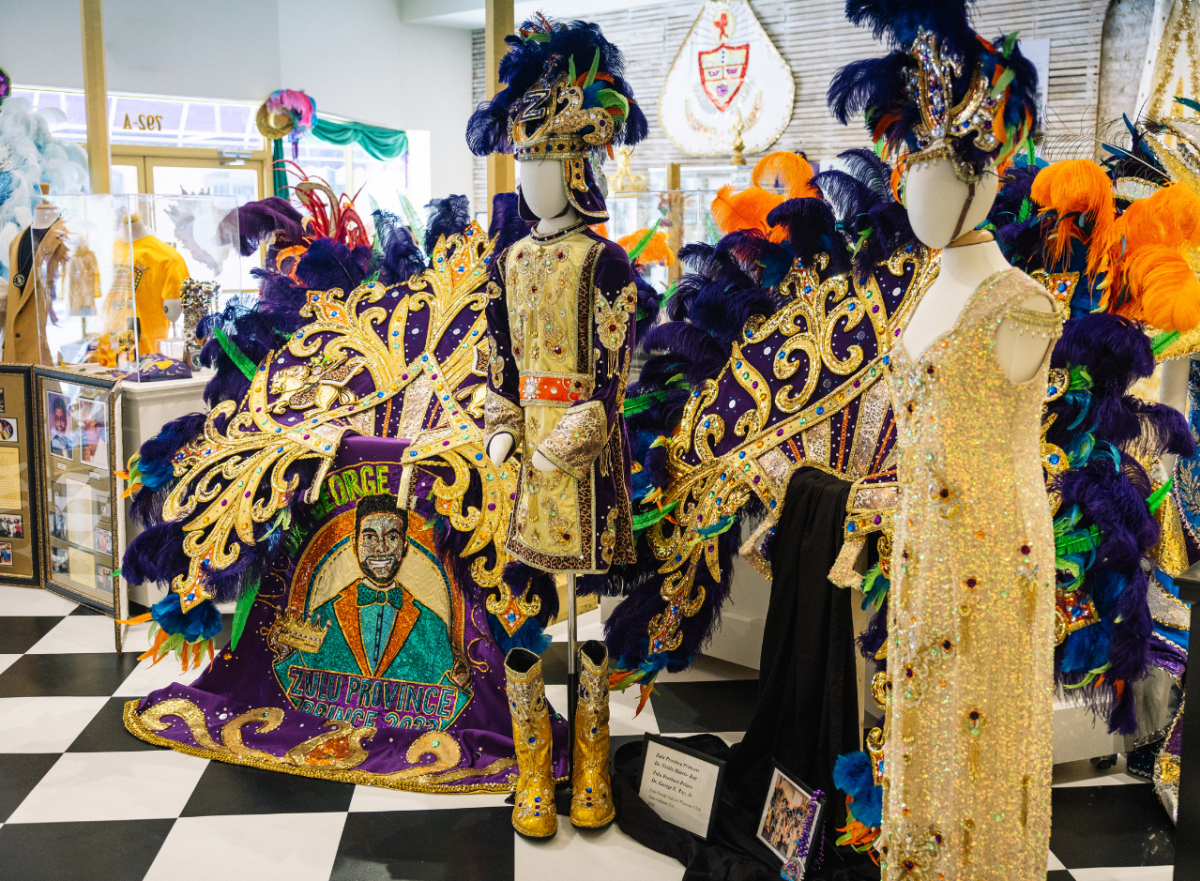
left=397, top=0, right=674, bottom=29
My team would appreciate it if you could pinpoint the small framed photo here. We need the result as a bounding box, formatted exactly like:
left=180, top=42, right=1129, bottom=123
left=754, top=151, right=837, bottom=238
left=95, top=527, right=112, bottom=556
left=0, top=541, right=12, bottom=565
left=47, top=391, right=75, bottom=460
left=78, top=398, right=108, bottom=469
left=0, top=416, right=17, bottom=443
left=757, top=762, right=826, bottom=874
left=0, top=514, right=24, bottom=539
left=50, top=546, right=69, bottom=576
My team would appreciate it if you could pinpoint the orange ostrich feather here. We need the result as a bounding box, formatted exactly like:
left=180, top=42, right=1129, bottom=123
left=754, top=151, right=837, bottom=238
left=1113, top=245, right=1200, bottom=332
left=1030, top=159, right=1116, bottom=274
left=1102, top=184, right=1200, bottom=330
left=710, top=184, right=786, bottom=241
left=616, top=228, right=675, bottom=265
left=751, top=151, right=819, bottom=199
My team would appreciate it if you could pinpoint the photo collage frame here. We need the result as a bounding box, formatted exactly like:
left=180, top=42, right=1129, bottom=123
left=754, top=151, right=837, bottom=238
left=36, top=368, right=123, bottom=614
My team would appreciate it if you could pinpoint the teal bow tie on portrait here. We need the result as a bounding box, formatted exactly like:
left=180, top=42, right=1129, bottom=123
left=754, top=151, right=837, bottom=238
left=357, top=584, right=405, bottom=609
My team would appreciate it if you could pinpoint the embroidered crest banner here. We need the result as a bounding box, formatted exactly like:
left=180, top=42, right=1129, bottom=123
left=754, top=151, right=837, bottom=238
left=658, top=0, right=794, bottom=156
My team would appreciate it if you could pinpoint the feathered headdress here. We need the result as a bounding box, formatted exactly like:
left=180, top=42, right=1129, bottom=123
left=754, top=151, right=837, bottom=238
left=256, top=89, right=317, bottom=159
left=828, top=0, right=1039, bottom=182
left=466, top=16, right=648, bottom=223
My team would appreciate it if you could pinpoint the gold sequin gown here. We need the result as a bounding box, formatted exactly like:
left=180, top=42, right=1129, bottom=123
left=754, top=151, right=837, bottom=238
left=883, top=268, right=1062, bottom=880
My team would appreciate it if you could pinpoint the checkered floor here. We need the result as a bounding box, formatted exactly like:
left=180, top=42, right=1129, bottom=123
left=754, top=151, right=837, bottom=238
left=0, top=585, right=1178, bottom=880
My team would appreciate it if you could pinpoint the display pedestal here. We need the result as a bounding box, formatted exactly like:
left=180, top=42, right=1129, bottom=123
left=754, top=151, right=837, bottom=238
left=119, top=370, right=212, bottom=607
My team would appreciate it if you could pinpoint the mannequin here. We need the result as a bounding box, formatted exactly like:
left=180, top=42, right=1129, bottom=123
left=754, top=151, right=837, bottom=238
left=469, top=15, right=645, bottom=837
left=119, top=210, right=151, bottom=242
left=32, top=188, right=60, bottom=234
left=100, top=210, right=189, bottom=362
left=487, top=159, right=578, bottom=474
left=903, top=158, right=1056, bottom=383
left=4, top=184, right=66, bottom=364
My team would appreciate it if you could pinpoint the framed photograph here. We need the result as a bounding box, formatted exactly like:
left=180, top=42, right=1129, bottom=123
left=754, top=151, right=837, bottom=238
left=78, top=398, right=108, bottom=469
left=0, top=366, right=43, bottom=587
left=36, top=368, right=123, bottom=615
left=50, top=545, right=68, bottom=576
left=47, top=391, right=76, bottom=461
left=0, top=514, right=24, bottom=539
left=757, top=762, right=826, bottom=873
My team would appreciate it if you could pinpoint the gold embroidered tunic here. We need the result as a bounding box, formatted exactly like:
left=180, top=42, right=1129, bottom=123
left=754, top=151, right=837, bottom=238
left=484, top=221, right=637, bottom=573
left=883, top=268, right=1062, bottom=880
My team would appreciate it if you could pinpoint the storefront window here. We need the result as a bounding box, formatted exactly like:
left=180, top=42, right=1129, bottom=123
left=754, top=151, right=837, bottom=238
left=12, top=88, right=264, bottom=151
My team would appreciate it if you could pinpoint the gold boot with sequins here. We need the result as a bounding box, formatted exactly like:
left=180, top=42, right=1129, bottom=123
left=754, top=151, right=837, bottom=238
left=571, top=640, right=616, bottom=829
left=505, top=647, right=558, bottom=839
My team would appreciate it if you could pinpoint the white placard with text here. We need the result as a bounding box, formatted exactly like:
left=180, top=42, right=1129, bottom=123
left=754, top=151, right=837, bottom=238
left=638, top=735, right=727, bottom=839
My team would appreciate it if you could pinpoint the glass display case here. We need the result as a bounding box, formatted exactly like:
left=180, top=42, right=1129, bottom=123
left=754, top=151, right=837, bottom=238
left=28, top=192, right=240, bottom=371
left=36, top=367, right=124, bottom=617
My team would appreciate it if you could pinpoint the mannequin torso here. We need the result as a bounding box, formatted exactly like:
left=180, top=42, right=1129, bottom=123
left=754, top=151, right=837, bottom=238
left=488, top=159, right=579, bottom=470
left=903, top=160, right=1055, bottom=383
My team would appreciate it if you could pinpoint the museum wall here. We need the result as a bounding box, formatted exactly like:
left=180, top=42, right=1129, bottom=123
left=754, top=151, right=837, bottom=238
left=0, top=0, right=475, bottom=201
left=471, top=0, right=1114, bottom=211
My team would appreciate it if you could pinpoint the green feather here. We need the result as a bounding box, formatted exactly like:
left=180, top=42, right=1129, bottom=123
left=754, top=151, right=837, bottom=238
left=1147, top=477, right=1174, bottom=513
left=1017, top=198, right=1034, bottom=223
left=584, top=48, right=600, bottom=89
left=1151, top=330, right=1181, bottom=357
left=1175, top=96, right=1200, bottom=113
left=660, top=280, right=679, bottom=308
left=213, top=326, right=257, bottom=382
left=626, top=219, right=661, bottom=261
left=568, top=55, right=577, bottom=86
left=632, top=500, right=678, bottom=533
left=595, top=89, right=629, bottom=120
left=1000, top=31, right=1020, bottom=58
left=990, top=67, right=1016, bottom=100
left=229, top=577, right=260, bottom=651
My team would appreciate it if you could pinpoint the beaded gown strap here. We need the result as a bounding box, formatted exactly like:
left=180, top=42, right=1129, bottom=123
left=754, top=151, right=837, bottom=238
left=972, top=269, right=1064, bottom=343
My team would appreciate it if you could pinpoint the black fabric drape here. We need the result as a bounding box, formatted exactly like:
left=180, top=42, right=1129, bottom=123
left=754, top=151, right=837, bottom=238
left=612, top=467, right=878, bottom=880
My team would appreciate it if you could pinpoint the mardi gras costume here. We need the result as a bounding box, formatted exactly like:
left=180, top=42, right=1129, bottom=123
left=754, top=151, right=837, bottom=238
left=825, top=2, right=1063, bottom=877
left=834, top=88, right=1200, bottom=868
left=466, top=15, right=649, bottom=837
left=118, top=189, right=589, bottom=791
left=468, top=16, right=647, bottom=577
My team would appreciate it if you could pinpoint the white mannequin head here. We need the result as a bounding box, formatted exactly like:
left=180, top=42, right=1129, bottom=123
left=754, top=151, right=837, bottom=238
left=904, top=158, right=999, bottom=249
left=519, top=158, right=579, bottom=230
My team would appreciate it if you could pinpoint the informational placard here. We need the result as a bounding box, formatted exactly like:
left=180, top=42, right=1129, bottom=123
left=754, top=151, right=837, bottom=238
left=36, top=368, right=123, bottom=614
left=0, top=366, right=43, bottom=587
left=638, top=734, right=727, bottom=840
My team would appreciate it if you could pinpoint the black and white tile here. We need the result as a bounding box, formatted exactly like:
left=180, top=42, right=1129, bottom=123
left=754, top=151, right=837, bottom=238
left=0, top=586, right=1177, bottom=879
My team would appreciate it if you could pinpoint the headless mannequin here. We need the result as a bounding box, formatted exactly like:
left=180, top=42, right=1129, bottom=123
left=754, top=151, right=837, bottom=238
left=119, top=211, right=151, bottom=242
left=903, top=159, right=1055, bottom=383
left=488, top=159, right=581, bottom=470
left=32, top=194, right=60, bottom=239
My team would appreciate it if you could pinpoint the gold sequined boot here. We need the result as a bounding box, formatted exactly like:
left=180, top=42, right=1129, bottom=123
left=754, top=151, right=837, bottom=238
left=505, top=647, right=558, bottom=839
left=571, top=640, right=616, bottom=829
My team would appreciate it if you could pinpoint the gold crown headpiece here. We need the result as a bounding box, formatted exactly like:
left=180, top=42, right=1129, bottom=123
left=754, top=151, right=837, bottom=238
left=510, top=71, right=615, bottom=161
left=906, top=28, right=1005, bottom=177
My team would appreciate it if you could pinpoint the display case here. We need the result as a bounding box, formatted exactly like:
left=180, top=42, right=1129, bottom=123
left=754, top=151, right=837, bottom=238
left=0, top=366, right=45, bottom=587
left=36, top=368, right=125, bottom=617
left=28, top=192, right=240, bottom=372
left=605, top=190, right=701, bottom=292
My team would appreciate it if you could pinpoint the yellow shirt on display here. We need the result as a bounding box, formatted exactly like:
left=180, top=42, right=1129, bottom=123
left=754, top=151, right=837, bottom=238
left=104, top=235, right=189, bottom=357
